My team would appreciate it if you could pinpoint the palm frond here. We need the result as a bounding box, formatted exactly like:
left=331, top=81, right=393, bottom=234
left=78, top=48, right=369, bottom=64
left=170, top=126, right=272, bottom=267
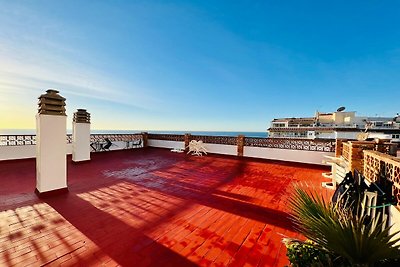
left=289, top=186, right=400, bottom=265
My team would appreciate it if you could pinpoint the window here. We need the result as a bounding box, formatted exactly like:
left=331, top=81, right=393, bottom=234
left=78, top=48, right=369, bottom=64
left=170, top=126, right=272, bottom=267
left=272, top=123, right=286, bottom=128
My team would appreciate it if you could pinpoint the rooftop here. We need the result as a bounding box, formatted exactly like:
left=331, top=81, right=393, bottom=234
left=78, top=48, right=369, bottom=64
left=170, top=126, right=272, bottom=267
left=0, top=148, right=329, bottom=266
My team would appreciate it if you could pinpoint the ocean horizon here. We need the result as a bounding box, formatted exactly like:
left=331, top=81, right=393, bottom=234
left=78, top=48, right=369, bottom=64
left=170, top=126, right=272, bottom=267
left=0, top=129, right=268, bottom=138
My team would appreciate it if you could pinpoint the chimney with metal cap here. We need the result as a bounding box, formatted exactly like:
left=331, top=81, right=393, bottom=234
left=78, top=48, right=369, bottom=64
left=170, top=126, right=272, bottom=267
left=35, top=89, right=68, bottom=197
left=72, top=109, right=91, bottom=162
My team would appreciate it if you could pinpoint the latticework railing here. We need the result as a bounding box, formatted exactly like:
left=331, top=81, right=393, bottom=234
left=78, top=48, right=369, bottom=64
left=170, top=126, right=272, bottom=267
left=66, top=134, right=72, bottom=144
left=363, top=150, right=400, bottom=208
left=2, top=133, right=337, bottom=153
left=339, top=141, right=397, bottom=173
left=342, top=142, right=351, bottom=161
left=0, top=134, right=142, bottom=146
left=90, top=134, right=142, bottom=142
left=147, top=134, right=335, bottom=152
left=244, top=137, right=335, bottom=152
left=147, top=134, right=185, bottom=142
left=190, top=135, right=237, bottom=145
left=0, top=135, right=36, bottom=146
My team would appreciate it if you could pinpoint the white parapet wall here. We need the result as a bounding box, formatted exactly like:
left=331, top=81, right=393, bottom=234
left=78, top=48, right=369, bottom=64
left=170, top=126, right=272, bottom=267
left=244, top=146, right=333, bottom=165
left=147, top=140, right=237, bottom=156
left=0, top=144, right=73, bottom=161
left=0, top=140, right=135, bottom=161
left=0, top=145, right=37, bottom=160
left=148, top=140, right=185, bottom=150
left=147, top=139, right=332, bottom=165
left=389, top=206, right=400, bottom=245
left=202, top=143, right=237, bottom=156
left=1, top=141, right=332, bottom=165
left=105, top=141, right=135, bottom=151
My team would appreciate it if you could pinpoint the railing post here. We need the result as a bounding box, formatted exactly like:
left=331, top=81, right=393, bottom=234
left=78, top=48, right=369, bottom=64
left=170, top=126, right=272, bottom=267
left=184, top=133, right=191, bottom=153
left=35, top=89, right=68, bottom=197
left=142, top=132, right=148, bottom=147
left=237, top=135, right=245, bottom=157
left=335, top=139, right=346, bottom=157
left=375, top=138, right=386, bottom=153
left=350, top=142, right=374, bottom=174
left=72, top=109, right=91, bottom=162
left=388, top=143, right=398, bottom=156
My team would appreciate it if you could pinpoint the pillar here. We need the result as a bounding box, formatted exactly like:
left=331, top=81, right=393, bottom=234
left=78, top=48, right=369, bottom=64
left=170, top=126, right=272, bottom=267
left=35, top=89, right=68, bottom=197
left=335, top=139, right=346, bottom=158
left=237, top=135, right=245, bottom=157
left=142, top=132, right=148, bottom=147
left=184, top=133, right=192, bottom=153
left=72, top=109, right=91, bottom=162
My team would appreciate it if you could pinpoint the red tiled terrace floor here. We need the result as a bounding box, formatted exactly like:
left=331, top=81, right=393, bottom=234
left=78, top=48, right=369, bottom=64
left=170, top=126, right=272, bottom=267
left=0, top=148, right=329, bottom=266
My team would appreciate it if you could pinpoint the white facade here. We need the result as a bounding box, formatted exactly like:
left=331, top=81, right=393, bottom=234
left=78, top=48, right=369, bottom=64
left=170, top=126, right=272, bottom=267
left=269, top=111, right=400, bottom=140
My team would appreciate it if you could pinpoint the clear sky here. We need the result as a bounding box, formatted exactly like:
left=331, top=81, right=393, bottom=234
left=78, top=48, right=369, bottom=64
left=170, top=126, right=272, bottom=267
left=1, top=1, right=399, bottom=131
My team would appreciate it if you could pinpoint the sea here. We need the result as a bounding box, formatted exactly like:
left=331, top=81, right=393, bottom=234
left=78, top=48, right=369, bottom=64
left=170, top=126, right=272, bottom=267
left=0, top=129, right=268, bottom=138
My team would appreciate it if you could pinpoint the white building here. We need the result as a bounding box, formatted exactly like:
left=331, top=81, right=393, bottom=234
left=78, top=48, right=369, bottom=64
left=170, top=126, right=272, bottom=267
left=268, top=110, right=400, bottom=141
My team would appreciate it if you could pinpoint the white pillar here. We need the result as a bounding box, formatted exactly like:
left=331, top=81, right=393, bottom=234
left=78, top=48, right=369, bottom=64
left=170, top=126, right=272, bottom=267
left=72, top=109, right=91, bottom=162
left=35, top=89, right=68, bottom=196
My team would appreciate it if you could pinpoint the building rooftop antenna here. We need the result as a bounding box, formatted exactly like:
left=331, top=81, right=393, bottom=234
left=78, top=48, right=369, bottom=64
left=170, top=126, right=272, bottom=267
left=337, top=106, right=346, bottom=112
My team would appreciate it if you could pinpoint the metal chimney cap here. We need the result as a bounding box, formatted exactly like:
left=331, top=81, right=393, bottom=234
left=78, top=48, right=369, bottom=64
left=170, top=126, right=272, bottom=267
left=47, top=89, right=59, bottom=94
left=73, top=109, right=91, bottom=123
left=38, top=89, right=66, bottom=115
left=38, top=89, right=66, bottom=101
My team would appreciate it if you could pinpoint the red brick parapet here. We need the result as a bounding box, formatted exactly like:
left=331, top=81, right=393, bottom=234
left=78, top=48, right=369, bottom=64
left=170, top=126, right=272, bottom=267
left=335, top=139, right=347, bottom=157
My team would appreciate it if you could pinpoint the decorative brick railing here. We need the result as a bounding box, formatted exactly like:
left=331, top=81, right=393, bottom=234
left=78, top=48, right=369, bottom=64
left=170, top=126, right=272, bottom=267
left=148, top=134, right=335, bottom=152
left=190, top=135, right=237, bottom=145
left=338, top=141, right=397, bottom=173
left=244, top=137, right=335, bottom=152
left=90, top=134, right=142, bottom=142
left=0, top=134, right=142, bottom=146
left=342, top=142, right=351, bottom=161
left=0, top=135, right=37, bottom=146
left=147, top=134, right=185, bottom=142
left=363, top=150, right=400, bottom=208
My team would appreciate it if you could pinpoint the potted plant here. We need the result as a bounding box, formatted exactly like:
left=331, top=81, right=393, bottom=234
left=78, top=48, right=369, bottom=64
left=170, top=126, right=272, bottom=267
left=285, top=186, right=400, bottom=267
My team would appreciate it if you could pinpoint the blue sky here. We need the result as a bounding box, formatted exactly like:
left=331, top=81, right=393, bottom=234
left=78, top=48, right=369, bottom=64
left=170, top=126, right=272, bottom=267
left=1, top=0, right=399, bottom=131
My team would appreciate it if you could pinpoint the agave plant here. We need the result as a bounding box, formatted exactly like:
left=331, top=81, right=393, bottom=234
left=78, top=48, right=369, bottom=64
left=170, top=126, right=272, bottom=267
left=289, top=186, right=400, bottom=267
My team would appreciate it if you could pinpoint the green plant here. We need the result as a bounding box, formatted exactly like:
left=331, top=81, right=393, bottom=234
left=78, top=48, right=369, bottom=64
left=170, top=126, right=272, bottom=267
left=288, top=186, right=400, bottom=267
left=285, top=239, right=332, bottom=267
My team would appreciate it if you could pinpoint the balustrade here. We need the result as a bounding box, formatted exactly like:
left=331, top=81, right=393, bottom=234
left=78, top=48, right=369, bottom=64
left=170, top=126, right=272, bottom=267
left=148, top=134, right=335, bottom=152
left=363, top=150, right=400, bottom=208
left=244, top=137, right=335, bottom=152
left=0, top=134, right=142, bottom=146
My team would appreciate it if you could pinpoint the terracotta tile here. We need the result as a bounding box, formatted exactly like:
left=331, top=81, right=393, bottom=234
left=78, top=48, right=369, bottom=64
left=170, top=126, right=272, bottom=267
left=0, top=148, right=329, bottom=266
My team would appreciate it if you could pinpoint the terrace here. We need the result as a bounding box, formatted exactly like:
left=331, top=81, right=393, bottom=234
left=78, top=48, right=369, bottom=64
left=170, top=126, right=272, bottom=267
left=1, top=88, right=397, bottom=266
left=0, top=133, right=332, bottom=266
